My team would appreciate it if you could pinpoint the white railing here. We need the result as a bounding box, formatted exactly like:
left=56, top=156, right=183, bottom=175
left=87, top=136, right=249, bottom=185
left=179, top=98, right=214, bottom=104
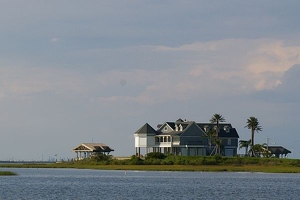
left=155, top=142, right=180, bottom=146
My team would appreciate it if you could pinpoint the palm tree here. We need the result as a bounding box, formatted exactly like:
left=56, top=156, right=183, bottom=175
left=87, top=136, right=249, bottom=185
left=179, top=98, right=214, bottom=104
left=210, top=114, right=225, bottom=137
left=249, top=144, right=269, bottom=157
left=239, top=140, right=251, bottom=156
left=245, top=117, right=262, bottom=157
left=214, top=138, right=223, bottom=156
left=206, top=130, right=217, bottom=152
left=204, top=129, right=220, bottom=156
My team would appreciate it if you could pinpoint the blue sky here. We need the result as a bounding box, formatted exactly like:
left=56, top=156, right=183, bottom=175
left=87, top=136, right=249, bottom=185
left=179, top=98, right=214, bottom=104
left=1, top=1, right=300, bottom=160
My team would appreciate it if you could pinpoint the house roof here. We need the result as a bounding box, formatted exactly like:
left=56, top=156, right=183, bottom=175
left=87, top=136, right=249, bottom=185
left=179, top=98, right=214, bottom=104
left=196, top=123, right=239, bottom=138
left=137, top=119, right=239, bottom=138
left=218, top=128, right=239, bottom=138
left=158, top=121, right=206, bottom=137
left=73, top=143, right=114, bottom=152
left=157, top=121, right=193, bottom=135
left=158, top=130, right=183, bottom=136
left=135, top=123, right=157, bottom=135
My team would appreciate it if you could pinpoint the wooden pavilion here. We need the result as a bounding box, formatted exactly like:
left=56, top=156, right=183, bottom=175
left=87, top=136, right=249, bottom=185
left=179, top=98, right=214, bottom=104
left=267, top=146, right=291, bottom=158
left=72, top=143, right=114, bottom=160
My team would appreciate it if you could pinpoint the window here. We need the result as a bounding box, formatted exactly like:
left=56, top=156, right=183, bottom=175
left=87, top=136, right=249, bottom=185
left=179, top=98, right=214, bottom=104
left=155, top=137, right=159, bottom=143
left=175, top=124, right=178, bottom=131
left=204, top=125, right=210, bottom=132
left=224, top=126, right=230, bottom=133
left=179, top=124, right=183, bottom=131
left=227, top=139, right=231, bottom=145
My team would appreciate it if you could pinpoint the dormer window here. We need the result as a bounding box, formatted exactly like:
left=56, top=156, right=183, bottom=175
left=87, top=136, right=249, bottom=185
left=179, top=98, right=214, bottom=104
left=204, top=125, right=210, bottom=132
left=179, top=124, right=183, bottom=131
left=174, top=124, right=177, bottom=131
left=224, top=126, right=230, bottom=133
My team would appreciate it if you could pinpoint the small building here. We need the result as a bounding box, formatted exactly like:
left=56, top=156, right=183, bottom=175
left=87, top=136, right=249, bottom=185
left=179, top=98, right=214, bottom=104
left=267, top=146, right=291, bottom=158
left=72, top=143, right=114, bottom=160
left=134, top=118, right=239, bottom=157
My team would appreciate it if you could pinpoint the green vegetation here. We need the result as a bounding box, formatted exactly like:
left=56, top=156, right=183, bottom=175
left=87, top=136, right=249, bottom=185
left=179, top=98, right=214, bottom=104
left=1, top=154, right=300, bottom=173
left=209, top=113, right=226, bottom=156
left=245, top=116, right=262, bottom=157
left=0, top=171, right=17, bottom=176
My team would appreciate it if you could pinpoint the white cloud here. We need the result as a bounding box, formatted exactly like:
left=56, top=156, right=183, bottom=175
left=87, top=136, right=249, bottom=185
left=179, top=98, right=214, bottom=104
left=2, top=38, right=300, bottom=107
left=153, top=39, right=300, bottom=92
left=50, top=37, right=60, bottom=43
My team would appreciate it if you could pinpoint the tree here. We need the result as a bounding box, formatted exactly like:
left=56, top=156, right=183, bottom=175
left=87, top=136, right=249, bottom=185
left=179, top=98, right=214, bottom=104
left=205, top=129, right=219, bottom=156
left=239, top=140, right=251, bottom=156
left=206, top=130, right=217, bottom=152
left=249, top=144, right=269, bottom=157
left=245, top=117, right=262, bottom=157
left=214, top=137, right=223, bottom=156
left=209, top=114, right=225, bottom=156
left=210, top=114, right=225, bottom=137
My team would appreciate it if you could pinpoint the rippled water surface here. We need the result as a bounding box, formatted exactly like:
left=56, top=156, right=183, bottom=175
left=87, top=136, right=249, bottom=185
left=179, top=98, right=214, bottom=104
left=0, top=168, right=299, bottom=199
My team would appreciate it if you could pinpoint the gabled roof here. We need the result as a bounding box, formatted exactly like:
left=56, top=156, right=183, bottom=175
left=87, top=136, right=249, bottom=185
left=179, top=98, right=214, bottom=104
left=157, top=122, right=174, bottom=133
left=158, top=121, right=206, bottom=137
left=166, top=122, right=175, bottom=130
left=135, top=123, right=157, bottom=135
left=137, top=119, right=239, bottom=138
left=218, top=128, right=239, bottom=138
left=176, top=118, right=184, bottom=123
left=196, top=123, right=239, bottom=138
left=158, top=130, right=183, bottom=136
left=267, top=146, right=291, bottom=155
left=73, top=143, right=114, bottom=152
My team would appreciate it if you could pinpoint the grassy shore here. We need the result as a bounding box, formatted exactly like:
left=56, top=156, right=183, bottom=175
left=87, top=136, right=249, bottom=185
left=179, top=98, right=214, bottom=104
left=0, top=171, right=17, bottom=176
left=1, top=161, right=300, bottom=173
left=1, top=155, right=300, bottom=173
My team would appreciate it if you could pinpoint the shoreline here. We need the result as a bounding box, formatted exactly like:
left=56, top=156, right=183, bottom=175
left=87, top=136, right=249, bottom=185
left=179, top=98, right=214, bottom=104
left=1, top=163, right=300, bottom=173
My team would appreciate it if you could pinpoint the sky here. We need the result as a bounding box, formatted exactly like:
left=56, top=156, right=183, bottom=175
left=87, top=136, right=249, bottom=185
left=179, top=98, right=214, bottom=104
left=1, top=0, right=300, bottom=161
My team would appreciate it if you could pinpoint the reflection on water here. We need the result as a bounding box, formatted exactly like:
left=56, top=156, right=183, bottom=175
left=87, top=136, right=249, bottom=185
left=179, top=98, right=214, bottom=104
left=0, top=168, right=299, bottom=200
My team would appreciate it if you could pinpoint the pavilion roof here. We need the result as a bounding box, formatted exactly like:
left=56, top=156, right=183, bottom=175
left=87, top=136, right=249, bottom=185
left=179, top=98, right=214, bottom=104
left=267, top=146, right=291, bottom=155
left=73, top=143, right=114, bottom=152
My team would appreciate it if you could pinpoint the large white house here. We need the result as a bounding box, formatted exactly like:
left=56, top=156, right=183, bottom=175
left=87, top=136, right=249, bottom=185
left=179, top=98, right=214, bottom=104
left=134, top=118, right=239, bottom=156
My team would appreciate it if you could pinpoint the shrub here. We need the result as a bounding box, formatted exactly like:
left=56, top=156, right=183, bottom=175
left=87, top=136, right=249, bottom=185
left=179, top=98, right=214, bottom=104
left=145, top=152, right=166, bottom=160
left=129, top=155, right=144, bottom=165
left=91, top=154, right=112, bottom=162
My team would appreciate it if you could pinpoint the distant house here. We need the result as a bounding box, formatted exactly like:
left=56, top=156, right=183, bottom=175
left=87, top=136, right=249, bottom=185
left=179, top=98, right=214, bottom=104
left=134, top=118, right=239, bottom=157
left=72, top=143, right=114, bottom=160
left=267, top=146, right=291, bottom=158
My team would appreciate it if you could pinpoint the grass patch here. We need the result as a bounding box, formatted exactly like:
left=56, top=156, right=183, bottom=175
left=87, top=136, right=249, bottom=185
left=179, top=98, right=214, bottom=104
left=1, top=156, right=300, bottom=173
left=0, top=171, right=17, bottom=176
left=1, top=163, right=300, bottom=173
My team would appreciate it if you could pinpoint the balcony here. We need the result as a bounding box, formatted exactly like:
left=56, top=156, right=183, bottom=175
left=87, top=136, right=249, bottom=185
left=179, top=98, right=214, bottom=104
left=155, top=141, right=180, bottom=147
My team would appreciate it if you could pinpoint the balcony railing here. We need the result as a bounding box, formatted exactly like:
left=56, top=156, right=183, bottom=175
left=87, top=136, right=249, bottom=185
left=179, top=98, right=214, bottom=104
left=155, top=142, right=180, bottom=146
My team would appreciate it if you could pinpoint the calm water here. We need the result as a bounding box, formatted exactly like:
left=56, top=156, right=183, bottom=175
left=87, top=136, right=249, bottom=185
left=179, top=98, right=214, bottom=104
left=0, top=168, right=299, bottom=200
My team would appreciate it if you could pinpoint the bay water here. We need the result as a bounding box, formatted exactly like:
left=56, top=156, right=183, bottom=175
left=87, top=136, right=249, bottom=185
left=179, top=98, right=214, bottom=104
left=0, top=168, right=299, bottom=199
